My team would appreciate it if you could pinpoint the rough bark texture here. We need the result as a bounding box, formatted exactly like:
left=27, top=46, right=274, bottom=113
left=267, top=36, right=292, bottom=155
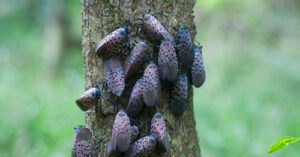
left=81, top=0, right=200, bottom=156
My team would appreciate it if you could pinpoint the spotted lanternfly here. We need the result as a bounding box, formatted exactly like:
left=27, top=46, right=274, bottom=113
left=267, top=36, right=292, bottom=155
left=111, top=110, right=131, bottom=152
left=190, top=45, right=205, bottom=88
left=130, top=125, right=139, bottom=144
left=151, top=112, right=169, bottom=153
left=73, top=127, right=92, bottom=157
left=142, top=14, right=173, bottom=42
left=124, top=41, right=148, bottom=80
left=170, top=74, right=188, bottom=116
left=158, top=40, right=179, bottom=82
left=103, top=57, right=125, bottom=96
left=142, top=62, right=160, bottom=107
left=75, top=87, right=101, bottom=111
left=76, top=140, right=92, bottom=157
left=72, top=126, right=82, bottom=157
left=125, top=135, right=156, bottom=157
left=106, top=125, right=139, bottom=157
left=127, top=78, right=144, bottom=117
left=105, top=140, right=114, bottom=157
left=176, top=24, right=194, bottom=71
left=95, top=28, right=130, bottom=59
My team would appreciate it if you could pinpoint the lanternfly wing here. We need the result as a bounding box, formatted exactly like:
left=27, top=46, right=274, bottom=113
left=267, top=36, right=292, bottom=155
left=103, top=57, right=125, bottom=96
left=75, top=128, right=92, bottom=157
left=111, top=111, right=131, bottom=152
left=72, top=127, right=81, bottom=157
left=158, top=41, right=179, bottom=82
left=127, top=78, right=144, bottom=117
left=95, top=28, right=130, bottom=59
left=176, top=29, right=194, bottom=71
left=151, top=112, right=170, bottom=153
left=191, top=46, right=205, bottom=88
left=142, top=62, right=160, bottom=107
left=125, top=135, right=156, bottom=157
left=75, top=88, right=100, bottom=111
left=142, top=14, right=173, bottom=42
left=170, top=74, right=188, bottom=116
left=124, top=41, right=148, bottom=80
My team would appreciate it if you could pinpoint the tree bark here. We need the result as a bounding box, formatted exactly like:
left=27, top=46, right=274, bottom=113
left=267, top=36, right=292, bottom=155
left=81, top=0, right=200, bottom=156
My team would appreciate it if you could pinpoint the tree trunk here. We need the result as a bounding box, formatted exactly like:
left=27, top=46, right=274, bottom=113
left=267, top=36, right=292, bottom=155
left=81, top=0, right=200, bottom=156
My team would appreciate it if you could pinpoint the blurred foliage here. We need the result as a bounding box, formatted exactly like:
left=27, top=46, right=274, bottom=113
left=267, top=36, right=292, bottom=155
left=0, top=0, right=299, bottom=156
left=0, top=0, right=84, bottom=156
left=194, top=0, right=300, bottom=156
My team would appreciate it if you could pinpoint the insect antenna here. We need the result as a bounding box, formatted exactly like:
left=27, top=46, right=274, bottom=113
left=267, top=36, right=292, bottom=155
left=148, top=0, right=154, bottom=14
left=93, top=78, right=120, bottom=114
left=132, top=18, right=143, bottom=24
left=162, top=106, right=169, bottom=115
left=152, top=10, right=163, bottom=18
left=98, top=95, right=116, bottom=106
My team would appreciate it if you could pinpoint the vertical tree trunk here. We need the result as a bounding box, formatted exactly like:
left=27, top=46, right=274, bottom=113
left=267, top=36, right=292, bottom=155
left=81, top=0, right=200, bottom=156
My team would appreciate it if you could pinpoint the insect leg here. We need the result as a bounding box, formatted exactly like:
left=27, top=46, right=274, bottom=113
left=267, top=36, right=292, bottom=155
left=88, top=139, right=102, bottom=157
left=164, top=24, right=179, bottom=32
left=164, top=119, right=174, bottom=131
left=99, top=95, right=117, bottom=106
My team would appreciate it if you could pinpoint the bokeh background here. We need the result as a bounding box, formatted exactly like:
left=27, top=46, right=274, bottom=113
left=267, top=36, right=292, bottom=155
left=0, top=0, right=299, bottom=156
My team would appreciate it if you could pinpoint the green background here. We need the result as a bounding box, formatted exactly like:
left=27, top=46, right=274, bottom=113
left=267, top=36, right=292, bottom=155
left=0, top=0, right=299, bottom=156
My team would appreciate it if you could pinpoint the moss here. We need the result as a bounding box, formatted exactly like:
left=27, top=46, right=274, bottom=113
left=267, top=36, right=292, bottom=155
left=167, top=133, right=171, bottom=142
left=161, top=0, right=173, bottom=9
left=94, top=128, right=106, bottom=139
left=91, top=37, right=97, bottom=44
left=172, top=136, right=182, bottom=148
left=189, top=143, right=195, bottom=150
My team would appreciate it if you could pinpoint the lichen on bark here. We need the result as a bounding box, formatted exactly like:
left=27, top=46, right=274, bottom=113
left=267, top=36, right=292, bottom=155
left=81, top=0, right=200, bottom=156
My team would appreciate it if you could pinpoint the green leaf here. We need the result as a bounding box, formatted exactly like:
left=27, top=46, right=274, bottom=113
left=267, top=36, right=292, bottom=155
left=268, top=136, right=299, bottom=154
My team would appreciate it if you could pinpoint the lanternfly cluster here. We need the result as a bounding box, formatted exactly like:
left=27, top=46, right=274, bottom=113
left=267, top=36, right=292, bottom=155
left=72, top=5, right=206, bottom=157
